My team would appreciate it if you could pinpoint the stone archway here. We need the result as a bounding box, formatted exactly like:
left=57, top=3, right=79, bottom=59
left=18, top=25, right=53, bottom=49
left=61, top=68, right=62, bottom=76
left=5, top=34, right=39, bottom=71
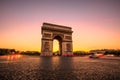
left=53, top=35, right=62, bottom=56
left=41, top=23, right=73, bottom=56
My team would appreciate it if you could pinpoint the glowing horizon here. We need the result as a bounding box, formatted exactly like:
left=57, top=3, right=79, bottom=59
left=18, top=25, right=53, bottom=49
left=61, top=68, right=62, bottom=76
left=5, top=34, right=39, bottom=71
left=0, top=0, right=120, bottom=52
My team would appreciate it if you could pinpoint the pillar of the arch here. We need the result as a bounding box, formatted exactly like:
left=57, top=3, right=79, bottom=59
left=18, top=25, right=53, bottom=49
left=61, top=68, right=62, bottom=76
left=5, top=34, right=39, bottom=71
left=41, top=39, right=53, bottom=56
left=62, top=41, right=73, bottom=56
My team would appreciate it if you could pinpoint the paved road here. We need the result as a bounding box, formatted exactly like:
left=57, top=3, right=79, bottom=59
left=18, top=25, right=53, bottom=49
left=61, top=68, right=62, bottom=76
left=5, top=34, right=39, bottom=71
left=0, top=55, right=120, bottom=80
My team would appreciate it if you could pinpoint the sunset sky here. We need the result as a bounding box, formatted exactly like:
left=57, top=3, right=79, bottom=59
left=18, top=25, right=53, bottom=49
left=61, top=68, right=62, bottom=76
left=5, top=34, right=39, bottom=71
left=0, top=0, right=120, bottom=52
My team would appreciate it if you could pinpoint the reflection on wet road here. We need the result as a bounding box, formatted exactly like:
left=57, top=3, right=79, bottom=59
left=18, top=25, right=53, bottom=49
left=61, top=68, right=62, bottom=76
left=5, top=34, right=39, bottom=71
left=0, top=55, right=120, bottom=80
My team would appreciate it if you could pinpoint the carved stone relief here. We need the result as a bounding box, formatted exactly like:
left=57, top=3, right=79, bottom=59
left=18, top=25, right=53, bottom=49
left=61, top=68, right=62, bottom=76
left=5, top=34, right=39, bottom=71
left=66, top=43, right=71, bottom=52
left=43, top=42, right=50, bottom=52
left=43, top=33, right=51, bottom=38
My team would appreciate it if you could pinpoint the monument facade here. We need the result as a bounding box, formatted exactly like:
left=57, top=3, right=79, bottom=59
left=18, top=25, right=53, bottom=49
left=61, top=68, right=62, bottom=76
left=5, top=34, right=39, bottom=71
left=41, top=23, right=73, bottom=56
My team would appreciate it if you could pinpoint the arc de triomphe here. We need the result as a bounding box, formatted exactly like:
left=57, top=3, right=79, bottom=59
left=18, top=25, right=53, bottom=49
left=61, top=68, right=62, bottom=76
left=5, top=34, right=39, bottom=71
left=41, top=23, right=73, bottom=56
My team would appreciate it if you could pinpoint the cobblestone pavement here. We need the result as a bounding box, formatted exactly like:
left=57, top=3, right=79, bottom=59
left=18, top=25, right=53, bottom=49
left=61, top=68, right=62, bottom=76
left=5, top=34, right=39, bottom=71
left=0, top=55, right=120, bottom=80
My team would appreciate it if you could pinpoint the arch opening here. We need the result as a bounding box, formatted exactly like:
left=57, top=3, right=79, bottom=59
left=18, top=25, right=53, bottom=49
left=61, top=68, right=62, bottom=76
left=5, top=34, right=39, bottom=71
left=53, top=35, right=62, bottom=56
left=53, top=39, right=59, bottom=55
